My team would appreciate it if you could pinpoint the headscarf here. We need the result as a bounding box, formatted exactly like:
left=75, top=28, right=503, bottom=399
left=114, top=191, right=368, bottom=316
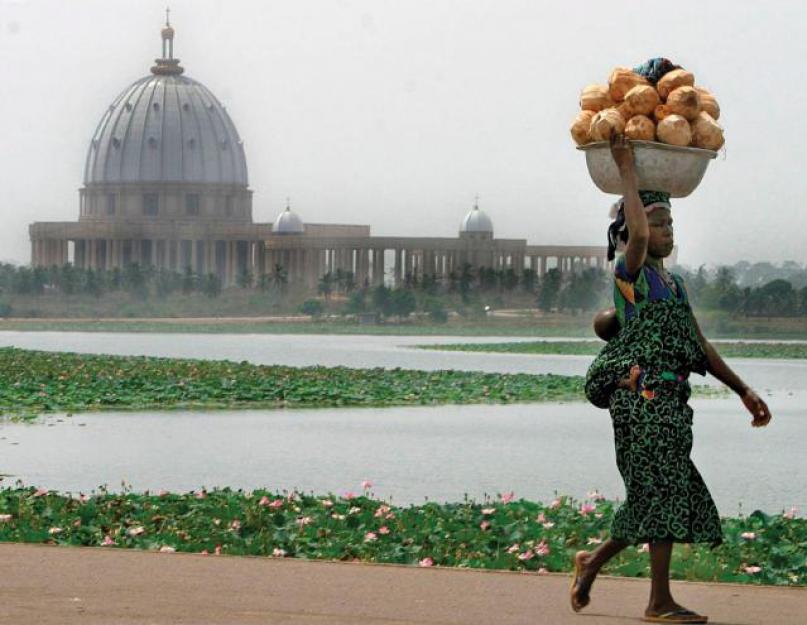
left=633, top=57, right=681, bottom=85
left=607, top=190, right=672, bottom=261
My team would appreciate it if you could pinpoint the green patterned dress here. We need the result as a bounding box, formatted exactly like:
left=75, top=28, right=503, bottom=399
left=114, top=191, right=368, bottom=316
left=585, top=257, right=723, bottom=547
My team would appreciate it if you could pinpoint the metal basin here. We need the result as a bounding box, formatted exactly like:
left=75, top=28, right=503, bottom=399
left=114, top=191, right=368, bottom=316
left=577, top=140, right=718, bottom=198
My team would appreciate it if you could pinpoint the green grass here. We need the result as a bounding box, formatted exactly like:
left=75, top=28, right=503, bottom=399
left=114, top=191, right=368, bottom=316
left=0, top=486, right=802, bottom=585
left=417, top=340, right=807, bottom=360
left=0, top=347, right=588, bottom=420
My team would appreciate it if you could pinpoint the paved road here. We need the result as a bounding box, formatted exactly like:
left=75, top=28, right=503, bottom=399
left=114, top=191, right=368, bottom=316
left=1, top=544, right=804, bottom=625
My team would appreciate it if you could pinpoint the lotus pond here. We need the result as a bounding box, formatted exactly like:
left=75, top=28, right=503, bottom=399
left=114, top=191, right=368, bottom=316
left=0, top=485, right=802, bottom=586
left=0, top=347, right=591, bottom=420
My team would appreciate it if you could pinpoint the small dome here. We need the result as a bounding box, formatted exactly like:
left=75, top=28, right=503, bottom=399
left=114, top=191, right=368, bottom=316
left=274, top=206, right=304, bottom=234
left=460, top=204, right=493, bottom=234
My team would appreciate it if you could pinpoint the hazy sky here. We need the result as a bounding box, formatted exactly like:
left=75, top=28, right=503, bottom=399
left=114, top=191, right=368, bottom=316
left=1, top=0, right=805, bottom=267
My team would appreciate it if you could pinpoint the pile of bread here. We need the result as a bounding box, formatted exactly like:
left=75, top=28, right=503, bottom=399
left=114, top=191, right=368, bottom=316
left=571, top=67, right=724, bottom=150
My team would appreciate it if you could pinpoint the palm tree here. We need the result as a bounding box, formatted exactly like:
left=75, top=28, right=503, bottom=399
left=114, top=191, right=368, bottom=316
left=270, top=263, right=288, bottom=295
left=318, top=271, right=334, bottom=300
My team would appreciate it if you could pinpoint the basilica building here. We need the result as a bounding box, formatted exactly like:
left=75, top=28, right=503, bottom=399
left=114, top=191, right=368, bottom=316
left=29, top=19, right=610, bottom=288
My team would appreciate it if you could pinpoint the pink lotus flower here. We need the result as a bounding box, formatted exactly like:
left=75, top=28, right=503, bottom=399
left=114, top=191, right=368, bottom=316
left=783, top=506, right=799, bottom=520
left=0, top=514, right=13, bottom=523
left=517, top=550, right=535, bottom=561
left=480, top=520, right=491, bottom=531
left=743, top=565, right=762, bottom=574
left=549, top=498, right=562, bottom=510
left=542, top=522, right=555, bottom=529
left=272, top=547, right=287, bottom=557
left=269, top=499, right=284, bottom=510
left=214, top=545, right=222, bottom=555
left=361, top=480, right=373, bottom=490
left=364, top=531, right=378, bottom=542
left=101, top=535, right=116, bottom=546
left=343, top=491, right=356, bottom=501
left=322, top=499, right=334, bottom=508
left=159, top=546, right=176, bottom=553
left=482, top=507, right=496, bottom=515
left=500, top=491, right=516, bottom=504
left=194, top=490, right=207, bottom=500
left=418, top=557, right=434, bottom=567
left=536, top=512, right=546, bottom=523
left=296, top=516, right=312, bottom=527
left=48, top=527, right=62, bottom=535
left=258, top=496, right=271, bottom=507
left=384, top=512, right=395, bottom=520
left=126, top=526, right=145, bottom=537
left=230, top=519, right=242, bottom=531
left=378, top=526, right=390, bottom=535
left=579, top=503, right=596, bottom=516
left=537, top=567, right=549, bottom=575
left=507, top=543, right=520, bottom=554
left=374, top=505, right=391, bottom=518
left=33, top=488, right=49, bottom=498
left=535, top=540, right=550, bottom=556
left=638, top=543, right=650, bottom=553
left=740, top=532, right=756, bottom=541
left=587, top=490, right=606, bottom=501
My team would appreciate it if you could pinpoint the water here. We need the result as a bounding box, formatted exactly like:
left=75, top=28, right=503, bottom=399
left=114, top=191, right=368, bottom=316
left=0, top=331, right=805, bottom=391
left=0, top=395, right=803, bottom=514
left=0, top=331, right=804, bottom=513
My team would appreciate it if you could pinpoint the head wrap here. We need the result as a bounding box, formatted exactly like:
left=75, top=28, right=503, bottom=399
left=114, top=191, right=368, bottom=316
left=607, top=190, right=672, bottom=261
left=633, top=57, right=681, bottom=85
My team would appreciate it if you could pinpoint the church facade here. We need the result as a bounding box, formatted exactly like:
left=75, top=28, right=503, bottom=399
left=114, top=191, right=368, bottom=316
left=29, top=20, right=611, bottom=288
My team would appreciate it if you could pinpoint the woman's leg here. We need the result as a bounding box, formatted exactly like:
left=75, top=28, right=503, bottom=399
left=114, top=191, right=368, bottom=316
left=648, top=541, right=675, bottom=612
left=574, top=537, right=630, bottom=599
left=647, top=541, right=705, bottom=618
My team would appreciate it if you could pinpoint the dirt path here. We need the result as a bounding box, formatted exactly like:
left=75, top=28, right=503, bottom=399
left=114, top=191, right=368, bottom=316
left=1, top=543, right=804, bottom=624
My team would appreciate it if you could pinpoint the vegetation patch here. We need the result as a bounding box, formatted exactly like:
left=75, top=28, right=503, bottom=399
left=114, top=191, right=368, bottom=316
left=417, top=340, right=807, bottom=360
left=0, top=486, right=802, bottom=586
left=0, top=347, right=587, bottom=420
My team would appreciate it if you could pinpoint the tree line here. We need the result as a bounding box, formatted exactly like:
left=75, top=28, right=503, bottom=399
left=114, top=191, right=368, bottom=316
left=2, top=261, right=807, bottom=318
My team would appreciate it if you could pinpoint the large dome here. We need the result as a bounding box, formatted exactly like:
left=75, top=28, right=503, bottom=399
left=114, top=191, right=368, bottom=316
left=83, top=31, right=247, bottom=186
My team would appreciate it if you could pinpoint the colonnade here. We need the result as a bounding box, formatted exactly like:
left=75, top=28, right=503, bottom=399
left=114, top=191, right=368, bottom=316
left=31, top=237, right=266, bottom=286
left=265, top=241, right=612, bottom=288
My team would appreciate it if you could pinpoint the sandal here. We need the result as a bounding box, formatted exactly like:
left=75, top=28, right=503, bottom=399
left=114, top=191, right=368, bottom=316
left=642, top=608, right=708, bottom=623
left=569, top=550, right=590, bottom=612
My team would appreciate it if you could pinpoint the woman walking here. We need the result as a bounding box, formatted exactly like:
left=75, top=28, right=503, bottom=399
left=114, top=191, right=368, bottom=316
left=570, top=134, right=772, bottom=624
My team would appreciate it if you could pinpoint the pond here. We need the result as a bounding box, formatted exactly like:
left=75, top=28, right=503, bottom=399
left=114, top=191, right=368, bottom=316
left=0, top=331, right=803, bottom=514
left=0, top=394, right=802, bottom=514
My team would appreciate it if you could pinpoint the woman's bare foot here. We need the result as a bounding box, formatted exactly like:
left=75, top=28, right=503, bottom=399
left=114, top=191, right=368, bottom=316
left=570, top=551, right=597, bottom=612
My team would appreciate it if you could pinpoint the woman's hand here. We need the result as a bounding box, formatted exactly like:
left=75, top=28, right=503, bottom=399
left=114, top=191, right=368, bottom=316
left=741, top=389, right=772, bottom=427
left=618, top=365, right=642, bottom=392
left=610, top=133, right=635, bottom=175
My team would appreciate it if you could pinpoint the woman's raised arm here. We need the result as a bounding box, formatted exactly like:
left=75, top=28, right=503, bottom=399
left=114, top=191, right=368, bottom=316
left=610, top=134, right=648, bottom=276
